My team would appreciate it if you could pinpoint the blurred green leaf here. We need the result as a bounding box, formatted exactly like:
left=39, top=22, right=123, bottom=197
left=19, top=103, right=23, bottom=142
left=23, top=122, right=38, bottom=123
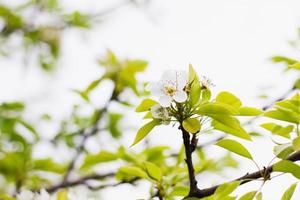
left=281, top=183, right=297, bottom=200
left=144, top=161, right=162, bottom=182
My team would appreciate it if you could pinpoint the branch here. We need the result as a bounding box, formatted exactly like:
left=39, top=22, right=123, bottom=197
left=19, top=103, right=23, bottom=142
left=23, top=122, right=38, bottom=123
left=180, top=126, right=201, bottom=196
left=61, top=91, right=117, bottom=183
left=46, top=172, right=115, bottom=193
left=262, top=86, right=296, bottom=111
left=190, top=150, right=300, bottom=198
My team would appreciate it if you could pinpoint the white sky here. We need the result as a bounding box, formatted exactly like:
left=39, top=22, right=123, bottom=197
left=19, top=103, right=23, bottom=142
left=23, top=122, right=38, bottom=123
left=1, top=0, right=300, bottom=199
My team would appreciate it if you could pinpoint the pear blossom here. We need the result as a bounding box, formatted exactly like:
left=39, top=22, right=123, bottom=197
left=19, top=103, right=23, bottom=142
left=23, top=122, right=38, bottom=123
left=150, top=104, right=171, bottom=125
left=200, top=75, right=214, bottom=89
left=17, top=189, right=53, bottom=200
left=147, top=70, right=188, bottom=107
left=34, top=189, right=52, bottom=200
left=68, top=189, right=96, bottom=200
left=17, top=190, right=35, bottom=200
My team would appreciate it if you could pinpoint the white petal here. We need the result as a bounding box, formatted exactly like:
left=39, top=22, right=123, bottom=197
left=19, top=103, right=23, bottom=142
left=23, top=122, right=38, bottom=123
left=147, top=82, right=163, bottom=96
left=177, top=70, right=188, bottom=89
left=162, top=70, right=177, bottom=82
left=17, top=190, right=34, bottom=200
left=150, top=104, right=162, bottom=118
left=159, top=95, right=172, bottom=107
left=173, top=90, right=187, bottom=103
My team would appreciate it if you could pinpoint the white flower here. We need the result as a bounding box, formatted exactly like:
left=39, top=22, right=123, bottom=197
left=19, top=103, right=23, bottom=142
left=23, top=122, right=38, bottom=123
left=17, top=190, right=34, bottom=200
left=68, top=190, right=96, bottom=200
left=17, top=189, right=53, bottom=200
left=200, top=75, right=214, bottom=89
left=150, top=104, right=171, bottom=125
left=34, top=189, right=52, bottom=200
left=147, top=70, right=188, bottom=107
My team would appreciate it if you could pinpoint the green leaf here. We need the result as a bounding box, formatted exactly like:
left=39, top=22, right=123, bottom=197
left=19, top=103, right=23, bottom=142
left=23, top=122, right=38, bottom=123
left=214, top=181, right=240, bottom=200
left=293, top=137, right=300, bottom=151
left=201, top=89, right=211, bottom=102
left=197, top=102, right=238, bottom=116
left=239, top=191, right=257, bottom=200
left=256, top=192, right=262, bottom=200
left=271, top=56, right=298, bottom=65
left=56, top=190, right=68, bottom=200
left=17, top=119, right=39, bottom=139
left=83, top=78, right=104, bottom=95
left=135, top=99, right=158, bottom=112
left=131, top=119, right=160, bottom=147
left=0, top=102, right=24, bottom=111
left=108, top=113, right=123, bottom=138
left=261, top=123, right=293, bottom=138
left=264, top=110, right=300, bottom=124
left=144, top=161, right=162, bottom=182
left=170, top=186, right=189, bottom=196
left=189, top=64, right=201, bottom=105
left=118, top=166, right=148, bottom=179
left=81, top=151, right=118, bottom=170
left=274, top=144, right=294, bottom=159
left=32, top=159, right=66, bottom=174
left=124, top=60, right=148, bottom=73
left=212, top=120, right=251, bottom=141
left=294, top=79, right=300, bottom=89
left=216, top=139, right=253, bottom=160
left=216, top=92, right=242, bottom=108
left=182, top=118, right=201, bottom=134
left=289, top=62, right=300, bottom=70
left=238, top=107, right=263, bottom=116
left=281, top=183, right=297, bottom=200
left=273, top=160, right=300, bottom=179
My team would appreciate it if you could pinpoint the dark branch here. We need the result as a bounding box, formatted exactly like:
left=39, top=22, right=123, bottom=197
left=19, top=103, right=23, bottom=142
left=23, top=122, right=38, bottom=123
left=262, top=86, right=296, bottom=111
left=180, top=126, right=201, bottom=196
left=190, top=150, right=300, bottom=198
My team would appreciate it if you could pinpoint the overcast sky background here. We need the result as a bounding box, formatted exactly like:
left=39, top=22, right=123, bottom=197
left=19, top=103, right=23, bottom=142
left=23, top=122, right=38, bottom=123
left=1, top=0, right=300, bottom=199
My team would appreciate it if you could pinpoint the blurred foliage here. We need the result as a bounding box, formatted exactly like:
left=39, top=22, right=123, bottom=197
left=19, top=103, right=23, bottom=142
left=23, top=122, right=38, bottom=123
left=1, top=1, right=300, bottom=200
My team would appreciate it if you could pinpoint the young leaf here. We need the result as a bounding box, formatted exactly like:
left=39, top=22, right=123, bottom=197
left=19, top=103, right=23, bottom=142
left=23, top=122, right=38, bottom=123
left=188, top=64, right=201, bottom=105
left=80, top=151, right=118, bottom=170
left=261, top=123, right=293, bottom=138
left=256, top=192, right=262, bottom=200
left=216, top=139, right=253, bottom=160
left=281, top=183, right=297, bottom=200
left=135, top=99, right=158, bottom=112
left=118, top=166, right=148, bottom=179
left=273, top=160, right=300, bottom=179
left=238, top=107, right=263, bottom=116
left=197, top=102, right=238, bottom=116
left=214, top=181, right=240, bottom=200
left=216, top=91, right=242, bottom=108
left=273, top=144, right=294, bottom=159
left=131, top=119, right=160, bottom=146
left=292, top=137, right=300, bottom=151
left=170, top=186, right=189, bottom=196
left=182, top=118, right=201, bottom=134
left=264, top=110, right=300, bottom=124
left=239, top=191, right=257, bottom=200
left=212, top=120, right=251, bottom=141
left=144, top=161, right=162, bottom=182
left=289, top=62, right=300, bottom=70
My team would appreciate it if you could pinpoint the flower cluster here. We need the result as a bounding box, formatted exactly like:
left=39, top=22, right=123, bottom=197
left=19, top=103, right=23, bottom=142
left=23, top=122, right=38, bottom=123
left=147, top=69, right=213, bottom=123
